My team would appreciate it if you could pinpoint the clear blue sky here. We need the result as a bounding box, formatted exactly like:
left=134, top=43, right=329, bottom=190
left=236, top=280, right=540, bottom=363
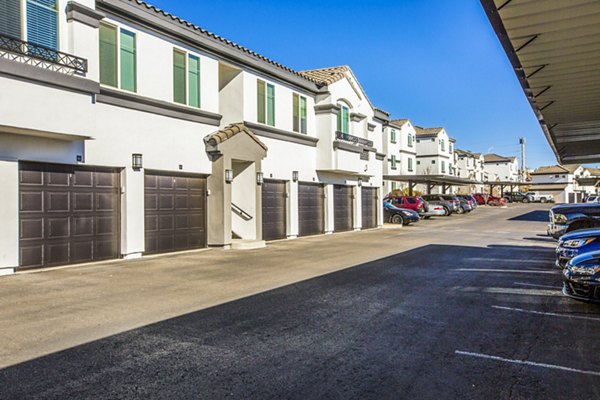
left=150, top=0, right=557, bottom=169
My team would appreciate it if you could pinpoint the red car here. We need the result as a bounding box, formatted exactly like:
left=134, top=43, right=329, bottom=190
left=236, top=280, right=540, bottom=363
left=473, top=193, right=506, bottom=206
left=385, top=196, right=426, bottom=214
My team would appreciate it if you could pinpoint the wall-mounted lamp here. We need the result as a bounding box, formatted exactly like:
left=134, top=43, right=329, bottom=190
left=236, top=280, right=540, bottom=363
left=132, top=153, right=143, bottom=170
left=358, top=178, right=363, bottom=187
left=225, top=169, right=233, bottom=184
left=292, top=171, right=299, bottom=182
left=256, top=172, right=264, bottom=185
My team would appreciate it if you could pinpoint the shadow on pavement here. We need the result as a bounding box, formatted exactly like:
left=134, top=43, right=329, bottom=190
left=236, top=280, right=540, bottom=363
left=2, top=243, right=597, bottom=400
left=508, top=210, right=549, bottom=222
left=522, top=236, right=555, bottom=243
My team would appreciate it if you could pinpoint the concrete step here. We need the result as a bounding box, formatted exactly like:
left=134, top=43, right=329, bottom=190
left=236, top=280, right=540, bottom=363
left=231, top=239, right=266, bottom=250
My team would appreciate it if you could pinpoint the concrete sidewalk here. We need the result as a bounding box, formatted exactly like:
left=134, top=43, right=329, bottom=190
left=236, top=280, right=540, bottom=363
left=0, top=204, right=552, bottom=368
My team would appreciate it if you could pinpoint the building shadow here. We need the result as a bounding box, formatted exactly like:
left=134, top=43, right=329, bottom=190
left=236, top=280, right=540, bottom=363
left=508, top=210, right=549, bottom=222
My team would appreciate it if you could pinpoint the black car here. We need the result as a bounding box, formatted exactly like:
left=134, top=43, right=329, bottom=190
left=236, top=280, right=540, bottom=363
left=562, top=250, right=600, bottom=302
left=503, top=191, right=532, bottom=203
left=383, top=202, right=420, bottom=226
left=548, top=203, right=600, bottom=239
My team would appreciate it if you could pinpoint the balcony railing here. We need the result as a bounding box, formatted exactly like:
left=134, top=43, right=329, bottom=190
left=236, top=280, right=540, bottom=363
left=335, top=131, right=373, bottom=147
left=0, top=34, right=87, bottom=75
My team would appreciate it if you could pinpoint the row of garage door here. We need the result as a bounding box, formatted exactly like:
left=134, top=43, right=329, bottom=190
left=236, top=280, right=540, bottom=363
left=18, top=163, right=378, bottom=270
left=261, top=180, right=378, bottom=240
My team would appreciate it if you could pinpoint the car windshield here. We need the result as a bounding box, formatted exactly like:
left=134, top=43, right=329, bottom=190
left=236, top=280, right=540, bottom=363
left=406, top=198, right=416, bottom=204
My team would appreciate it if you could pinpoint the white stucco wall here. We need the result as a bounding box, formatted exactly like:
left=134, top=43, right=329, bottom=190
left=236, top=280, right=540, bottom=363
left=0, top=160, right=19, bottom=271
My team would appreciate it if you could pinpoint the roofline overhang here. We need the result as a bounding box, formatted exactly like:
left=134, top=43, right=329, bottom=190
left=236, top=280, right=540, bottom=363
left=479, top=0, right=562, bottom=163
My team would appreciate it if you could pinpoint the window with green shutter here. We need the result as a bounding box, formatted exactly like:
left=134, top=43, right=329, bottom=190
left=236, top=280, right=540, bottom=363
left=441, top=160, right=446, bottom=173
left=188, top=54, right=200, bottom=108
left=257, top=80, right=266, bottom=124
left=337, top=105, right=349, bottom=134
left=408, top=158, right=413, bottom=172
left=391, top=155, right=397, bottom=170
left=26, top=0, right=58, bottom=50
left=292, top=93, right=307, bottom=134
left=120, top=29, right=136, bottom=92
left=173, top=50, right=186, bottom=104
left=0, top=0, right=22, bottom=39
left=99, top=24, right=118, bottom=87
left=391, top=129, right=396, bottom=143
left=300, top=96, right=307, bottom=134
left=266, top=83, right=275, bottom=126
left=408, top=134, right=413, bottom=147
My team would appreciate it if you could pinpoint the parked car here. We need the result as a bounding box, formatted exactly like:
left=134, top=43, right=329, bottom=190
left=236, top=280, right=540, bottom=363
left=555, top=228, right=600, bottom=268
left=503, top=191, right=532, bottom=203
left=421, top=194, right=458, bottom=216
left=562, top=250, right=600, bottom=303
left=383, top=202, right=420, bottom=226
left=584, top=195, right=600, bottom=203
left=548, top=203, right=600, bottom=239
left=526, top=191, right=554, bottom=203
left=456, top=195, right=476, bottom=213
left=384, top=196, right=425, bottom=215
left=462, top=194, right=478, bottom=209
left=421, top=200, right=446, bottom=218
left=473, top=193, right=506, bottom=206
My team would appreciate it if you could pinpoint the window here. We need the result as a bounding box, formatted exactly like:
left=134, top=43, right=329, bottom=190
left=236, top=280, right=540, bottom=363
left=173, top=50, right=201, bottom=107
left=337, top=104, right=349, bottom=134
left=0, top=0, right=22, bottom=39
left=440, top=139, right=445, bottom=152
left=408, top=134, right=413, bottom=147
left=431, top=160, right=436, bottom=164
left=417, top=161, right=421, bottom=165
left=417, top=139, right=420, bottom=143
left=408, top=158, right=413, bottom=172
left=257, top=80, right=275, bottom=126
left=26, top=0, right=59, bottom=50
left=391, top=155, right=397, bottom=170
left=449, top=163, right=453, bottom=173
left=392, top=182, right=397, bottom=190
left=441, top=160, right=446, bottom=173
left=449, top=143, right=453, bottom=154
left=390, top=129, right=396, bottom=143
left=99, top=24, right=136, bottom=92
left=292, top=93, right=307, bottom=134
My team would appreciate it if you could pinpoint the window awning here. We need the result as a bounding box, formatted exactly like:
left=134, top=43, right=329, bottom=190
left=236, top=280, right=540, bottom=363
left=481, top=0, right=600, bottom=163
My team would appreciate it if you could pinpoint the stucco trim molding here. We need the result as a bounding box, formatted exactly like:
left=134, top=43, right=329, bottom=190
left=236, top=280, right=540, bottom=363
left=97, top=87, right=222, bottom=125
left=367, top=123, right=377, bottom=132
left=373, top=108, right=390, bottom=124
left=350, top=112, right=367, bottom=122
left=244, top=121, right=319, bottom=147
left=333, top=140, right=377, bottom=154
left=0, top=58, right=99, bottom=94
left=375, top=152, right=386, bottom=161
left=314, top=104, right=341, bottom=115
left=66, top=2, right=106, bottom=28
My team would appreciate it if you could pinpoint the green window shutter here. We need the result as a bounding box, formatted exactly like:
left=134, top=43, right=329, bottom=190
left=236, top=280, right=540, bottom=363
left=266, top=83, right=275, bottom=126
left=391, top=155, right=397, bottom=169
left=341, top=106, right=349, bottom=134
left=336, top=109, right=342, bottom=132
left=408, top=134, right=412, bottom=147
left=188, top=54, right=200, bottom=107
left=408, top=158, right=413, bottom=171
left=300, top=96, right=307, bottom=134
left=26, top=0, right=58, bottom=50
left=120, top=29, right=136, bottom=92
left=99, top=24, right=118, bottom=87
left=391, top=129, right=396, bottom=143
left=292, top=93, right=299, bottom=132
left=257, top=80, right=266, bottom=124
left=0, top=0, right=21, bottom=39
left=173, top=50, right=186, bottom=104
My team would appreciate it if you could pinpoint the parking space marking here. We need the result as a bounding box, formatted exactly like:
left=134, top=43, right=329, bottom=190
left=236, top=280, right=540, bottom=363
left=455, top=350, right=600, bottom=377
left=466, top=258, right=554, bottom=264
left=513, top=282, right=559, bottom=289
left=492, top=305, right=600, bottom=322
left=453, top=268, right=558, bottom=275
left=484, top=287, right=562, bottom=296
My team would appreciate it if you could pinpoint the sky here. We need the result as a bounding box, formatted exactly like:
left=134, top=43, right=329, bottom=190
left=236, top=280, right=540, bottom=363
left=150, top=0, right=558, bottom=169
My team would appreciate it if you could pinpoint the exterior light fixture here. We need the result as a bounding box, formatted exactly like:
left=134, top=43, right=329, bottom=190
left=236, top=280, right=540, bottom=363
left=256, top=172, right=264, bottom=185
left=292, top=171, right=299, bottom=182
left=132, top=153, right=143, bottom=170
left=225, top=169, right=233, bottom=184
left=358, top=178, right=363, bottom=187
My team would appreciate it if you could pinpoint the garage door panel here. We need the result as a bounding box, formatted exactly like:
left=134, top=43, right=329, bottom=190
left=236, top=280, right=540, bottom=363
left=95, top=239, right=117, bottom=260
left=20, top=192, right=43, bottom=212
left=18, top=163, right=120, bottom=270
left=334, top=185, right=353, bottom=232
left=262, top=180, right=287, bottom=241
left=298, top=183, right=324, bottom=237
left=144, top=172, right=207, bottom=255
left=361, top=187, right=377, bottom=229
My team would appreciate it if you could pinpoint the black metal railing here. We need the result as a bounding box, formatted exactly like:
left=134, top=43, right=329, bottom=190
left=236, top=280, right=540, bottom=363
left=335, top=131, right=373, bottom=147
left=0, top=34, right=87, bottom=75
left=232, top=202, right=253, bottom=221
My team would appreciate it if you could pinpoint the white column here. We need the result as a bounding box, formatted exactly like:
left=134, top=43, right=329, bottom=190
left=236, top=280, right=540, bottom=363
left=121, top=167, right=145, bottom=259
left=324, top=184, right=334, bottom=234
left=0, top=160, right=18, bottom=274
left=377, top=186, right=384, bottom=227
left=287, top=180, right=298, bottom=239
left=354, top=185, right=362, bottom=230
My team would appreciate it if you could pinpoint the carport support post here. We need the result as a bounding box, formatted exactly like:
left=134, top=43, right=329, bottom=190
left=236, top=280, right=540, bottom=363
left=427, top=182, right=434, bottom=195
left=500, top=184, right=505, bottom=197
left=442, top=184, right=446, bottom=194
left=408, top=180, right=414, bottom=196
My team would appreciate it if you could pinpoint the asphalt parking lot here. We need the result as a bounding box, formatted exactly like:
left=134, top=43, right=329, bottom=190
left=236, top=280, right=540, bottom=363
left=1, top=203, right=599, bottom=399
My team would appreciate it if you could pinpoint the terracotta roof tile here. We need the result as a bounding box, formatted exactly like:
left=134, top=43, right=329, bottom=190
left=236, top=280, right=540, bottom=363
left=531, top=164, right=580, bottom=175
left=205, top=123, right=267, bottom=151
left=299, top=66, right=350, bottom=85
left=414, top=126, right=444, bottom=137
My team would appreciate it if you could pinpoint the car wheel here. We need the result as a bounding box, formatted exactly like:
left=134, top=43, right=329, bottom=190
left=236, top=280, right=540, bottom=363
left=503, top=197, right=510, bottom=203
left=523, top=197, right=530, bottom=203
left=540, top=198, right=547, bottom=203
left=443, top=207, right=450, bottom=216
left=391, top=214, right=403, bottom=225
left=457, top=206, right=465, bottom=214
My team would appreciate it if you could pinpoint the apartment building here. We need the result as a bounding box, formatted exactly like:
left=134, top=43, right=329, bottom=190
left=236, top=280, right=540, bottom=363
left=0, top=0, right=387, bottom=274
left=415, top=127, right=454, bottom=176
left=381, top=119, right=417, bottom=194
left=483, top=153, right=519, bottom=182
left=455, top=149, right=485, bottom=193
left=530, top=165, right=597, bottom=203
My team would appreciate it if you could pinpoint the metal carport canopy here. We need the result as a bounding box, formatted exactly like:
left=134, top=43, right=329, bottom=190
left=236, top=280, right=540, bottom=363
left=383, top=175, right=479, bottom=195
left=480, top=0, right=600, bottom=164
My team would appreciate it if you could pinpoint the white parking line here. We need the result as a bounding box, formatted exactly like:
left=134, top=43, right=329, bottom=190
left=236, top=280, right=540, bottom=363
left=466, top=258, right=553, bottom=264
left=453, top=268, right=558, bottom=274
left=455, top=350, right=600, bottom=377
left=513, top=282, right=560, bottom=289
left=492, top=305, right=600, bottom=322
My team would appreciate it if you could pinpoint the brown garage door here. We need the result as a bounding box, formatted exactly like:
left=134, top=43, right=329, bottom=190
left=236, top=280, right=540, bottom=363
left=361, top=187, right=378, bottom=229
left=144, top=171, right=207, bottom=254
left=262, top=179, right=287, bottom=241
left=298, top=182, right=325, bottom=237
left=334, top=184, right=353, bottom=232
left=19, top=162, right=120, bottom=270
